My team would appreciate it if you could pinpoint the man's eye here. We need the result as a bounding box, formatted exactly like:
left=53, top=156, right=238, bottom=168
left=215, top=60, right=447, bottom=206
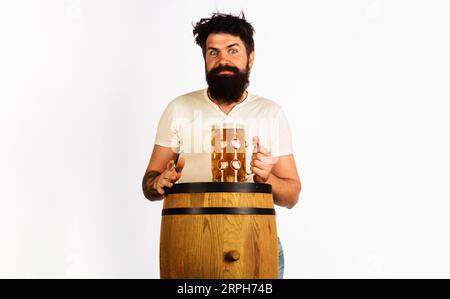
left=229, top=49, right=238, bottom=54
left=209, top=50, right=218, bottom=56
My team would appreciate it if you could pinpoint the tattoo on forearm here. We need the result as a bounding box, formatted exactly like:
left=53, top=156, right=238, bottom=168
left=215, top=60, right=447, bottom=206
left=142, top=171, right=162, bottom=201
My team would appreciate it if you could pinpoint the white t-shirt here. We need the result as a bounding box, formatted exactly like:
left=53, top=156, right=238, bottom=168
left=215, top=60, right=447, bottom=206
left=154, top=89, right=293, bottom=183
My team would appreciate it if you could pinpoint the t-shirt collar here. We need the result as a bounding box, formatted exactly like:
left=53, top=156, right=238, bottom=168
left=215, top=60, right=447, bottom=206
left=203, top=88, right=254, bottom=116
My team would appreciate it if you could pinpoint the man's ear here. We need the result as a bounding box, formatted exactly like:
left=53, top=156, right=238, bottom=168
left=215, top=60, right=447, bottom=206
left=248, top=51, right=255, bottom=69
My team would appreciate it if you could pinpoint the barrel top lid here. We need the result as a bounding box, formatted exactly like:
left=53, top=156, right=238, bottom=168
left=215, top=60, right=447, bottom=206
left=165, top=182, right=272, bottom=194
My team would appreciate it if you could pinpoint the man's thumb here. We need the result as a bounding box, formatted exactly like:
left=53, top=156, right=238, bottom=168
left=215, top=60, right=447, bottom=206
left=252, top=136, right=260, bottom=153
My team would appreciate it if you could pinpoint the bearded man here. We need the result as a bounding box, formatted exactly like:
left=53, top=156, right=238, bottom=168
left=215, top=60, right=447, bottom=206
left=142, top=12, right=301, bottom=279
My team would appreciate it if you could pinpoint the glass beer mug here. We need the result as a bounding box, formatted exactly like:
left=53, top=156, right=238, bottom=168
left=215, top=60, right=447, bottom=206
left=211, top=123, right=253, bottom=182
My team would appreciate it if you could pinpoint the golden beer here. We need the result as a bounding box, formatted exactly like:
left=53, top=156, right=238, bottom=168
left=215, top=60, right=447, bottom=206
left=211, top=124, right=248, bottom=182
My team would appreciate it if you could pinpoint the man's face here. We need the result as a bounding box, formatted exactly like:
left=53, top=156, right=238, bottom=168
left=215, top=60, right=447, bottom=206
left=205, top=33, right=254, bottom=73
left=205, top=33, right=255, bottom=103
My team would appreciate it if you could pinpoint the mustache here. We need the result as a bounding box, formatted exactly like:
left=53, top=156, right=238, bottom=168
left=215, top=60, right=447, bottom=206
left=209, top=65, right=240, bottom=76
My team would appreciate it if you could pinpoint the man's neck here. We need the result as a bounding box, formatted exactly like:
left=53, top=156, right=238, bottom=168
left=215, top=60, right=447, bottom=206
left=207, top=89, right=248, bottom=115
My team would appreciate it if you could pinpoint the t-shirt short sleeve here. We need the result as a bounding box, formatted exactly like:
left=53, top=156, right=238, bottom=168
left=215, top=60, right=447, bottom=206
left=154, top=101, right=180, bottom=150
left=270, top=106, right=294, bottom=157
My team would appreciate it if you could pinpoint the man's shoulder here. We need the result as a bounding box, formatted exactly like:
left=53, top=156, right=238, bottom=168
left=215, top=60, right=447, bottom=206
left=248, top=92, right=283, bottom=112
left=169, top=89, right=206, bottom=106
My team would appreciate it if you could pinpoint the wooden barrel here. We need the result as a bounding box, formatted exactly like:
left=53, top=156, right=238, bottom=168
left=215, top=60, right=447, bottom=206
left=160, top=182, right=278, bottom=279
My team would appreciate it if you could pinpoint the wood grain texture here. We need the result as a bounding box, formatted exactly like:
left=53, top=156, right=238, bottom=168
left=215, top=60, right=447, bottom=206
left=163, top=192, right=275, bottom=209
left=160, top=191, right=278, bottom=279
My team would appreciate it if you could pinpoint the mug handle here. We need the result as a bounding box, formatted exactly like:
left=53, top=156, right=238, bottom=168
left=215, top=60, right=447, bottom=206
left=244, top=140, right=256, bottom=180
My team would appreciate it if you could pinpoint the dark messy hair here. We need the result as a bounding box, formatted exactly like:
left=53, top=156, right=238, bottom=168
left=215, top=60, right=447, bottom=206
left=193, top=11, right=255, bottom=58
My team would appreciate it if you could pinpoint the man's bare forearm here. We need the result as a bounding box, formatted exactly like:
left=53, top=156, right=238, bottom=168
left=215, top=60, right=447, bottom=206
left=265, top=174, right=301, bottom=209
left=142, top=171, right=164, bottom=201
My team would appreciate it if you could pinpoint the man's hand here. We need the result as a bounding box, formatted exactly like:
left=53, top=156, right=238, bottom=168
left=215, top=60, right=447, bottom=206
left=250, top=136, right=278, bottom=183
left=153, top=157, right=185, bottom=195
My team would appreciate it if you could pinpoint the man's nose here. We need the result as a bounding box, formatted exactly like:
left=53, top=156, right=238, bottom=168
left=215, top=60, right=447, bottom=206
left=217, top=51, right=231, bottom=64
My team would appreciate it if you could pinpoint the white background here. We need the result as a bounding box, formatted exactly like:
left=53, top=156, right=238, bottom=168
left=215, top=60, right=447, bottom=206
left=1, top=0, right=449, bottom=278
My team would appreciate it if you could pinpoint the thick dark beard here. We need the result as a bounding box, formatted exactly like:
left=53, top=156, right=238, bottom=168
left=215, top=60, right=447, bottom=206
left=206, top=64, right=250, bottom=104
